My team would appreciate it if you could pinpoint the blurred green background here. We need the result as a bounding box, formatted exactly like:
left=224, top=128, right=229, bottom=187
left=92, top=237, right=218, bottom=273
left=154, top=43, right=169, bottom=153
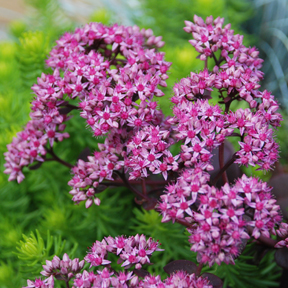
left=0, top=0, right=288, bottom=287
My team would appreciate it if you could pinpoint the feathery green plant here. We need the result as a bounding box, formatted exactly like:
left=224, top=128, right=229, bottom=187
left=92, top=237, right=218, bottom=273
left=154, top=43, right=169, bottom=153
left=15, top=230, right=69, bottom=275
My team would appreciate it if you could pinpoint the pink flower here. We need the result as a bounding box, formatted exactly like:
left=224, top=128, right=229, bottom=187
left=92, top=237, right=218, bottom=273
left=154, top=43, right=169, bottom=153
left=24, top=276, right=54, bottom=288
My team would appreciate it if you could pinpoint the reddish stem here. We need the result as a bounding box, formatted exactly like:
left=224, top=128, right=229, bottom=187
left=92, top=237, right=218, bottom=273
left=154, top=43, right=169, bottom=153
left=246, top=226, right=278, bottom=248
left=219, top=142, right=228, bottom=184
left=102, top=179, right=168, bottom=187
left=211, top=52, right=218, bottom=66
left=196, top=263, right=203, bottom=277
left=114, top=171, right=150, bottom=202
left=109, top=49, right=120, bottom=65
left=63, top=103, right=79, bottom=110
left=142, top=179, right=147, bottom=196
left=45, top=147, right=73, bottom=169
left=147, top=187, right=166, bottom=195
left=212, top=153, right=237, bottom=186
left=175, top=219, right=192, bottom=227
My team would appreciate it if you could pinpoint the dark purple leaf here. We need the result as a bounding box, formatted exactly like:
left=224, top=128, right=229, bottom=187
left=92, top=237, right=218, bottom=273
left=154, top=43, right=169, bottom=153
left=134, top=197, right=144, bottom=205
left=55, top=274, right=66, bottom=281
left=253, top=245, right=270, bottom=264
left=202, top=273, right=223, bottom=288
left=194, top=91, right=212, bottom=100
left=237, top=235, right=249, bottom=257
left=57, top=100, right=69, bottom=106
left=59, top=107, right=75, bottom=115
left=142, top=198, right=158, bottom=210
left=163, top=260, right=197, bottom=275
left=201, top=90, right=212, bottom=100
left=95, top=185, right=108, bottom=193
left=133, top=269, right=150, bottom=278
left=279, top=269, right=288, bottom=287
left=77, top=147, right=91, bottom=162
left=201, top=94, right=212, bottom=100
left=268, top=173, right=288, bottom=219
left=29, top=161, right=43, bottom=170
left=275, top=247, right=288, bottom=269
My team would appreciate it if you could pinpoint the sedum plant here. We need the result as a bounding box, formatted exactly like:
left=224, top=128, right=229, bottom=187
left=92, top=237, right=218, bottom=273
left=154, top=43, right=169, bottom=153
left=3, top=14, right=288, bottom=287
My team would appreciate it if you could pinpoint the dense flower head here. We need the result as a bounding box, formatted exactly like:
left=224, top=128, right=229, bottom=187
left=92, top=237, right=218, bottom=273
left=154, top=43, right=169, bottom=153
left=187, top=183, right=249, bottom=266
left=4, top=120, right=48, bottom=183
left=72, top=270, right=213, bottom=288
left=24, top=234, right=216, bottom=288
left=5, top=15, right=287, bottom=270
left=23, top=276, right=54, bottom=288
left=40, top=253, right=84, bottom=279
left=44, top=22, right=170, bottom=137
left=47, top=23, right=165, bottom=69
left=171, top=70, right=215, bottom=104
left=169, top=99, right=233, bottom=172
left=181, top=17, right=283, bottom=176
left=73, top=269, right=135, bottom=288
left=139, top=271, right=212, bottom=288
left=4, top=22, right=171, bottom=184
left=184, top=15, right=265, bottom=106
left=170, top=77, right=281, bottom=174
left=159, top=173, right=282, bottom=266
left=124, top=124, right=177, bottom=180
left=85, top=234, right=163, bottom=270
left=228, top=108, right=280, bottom=169
left=68, top=130, right=126, bottom=207
left=275, top=223, right=288, bottom=248
left=158, top=168, right=210, bottom=222
left=234, top=175, right=282, bottom=238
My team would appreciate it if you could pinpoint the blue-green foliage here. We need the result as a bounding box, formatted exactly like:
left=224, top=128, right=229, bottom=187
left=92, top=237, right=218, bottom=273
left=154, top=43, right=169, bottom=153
left=243, top=0, right=288, bottom=111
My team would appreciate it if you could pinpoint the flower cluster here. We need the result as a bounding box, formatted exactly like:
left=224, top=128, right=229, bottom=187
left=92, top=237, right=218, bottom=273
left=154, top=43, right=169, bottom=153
left=68, top=132, right=124, bottom=208
left=73, top=270, right=212, bottom=288
left=73, top=268, right=136, bottom=288
left=24, top=235, right=213, bottom=288
left=4, top=22, right=171, bottom=185
left=5, top=15, right=288, bottom=270
left=159, top=172, right=282, bottom=266
left=85, top=234, right=163, bottom=270
left=124, top=124, right=177, bottom=180
left=169, top=99, right=231, bottom=170
left=228, top=106, right=279, bottom=169
left=184, top=15, right=264, bottom=106
left=4, top=120, right=51, bottom=183
left=139, top=271, right=212, bottom=288
left=23, top=276, right=54, bottom=288
left=155, top=15, right=283, bottom=266
left=41, top=253, right=85, bottom=280
left=275, top=223, right=288, bottom=248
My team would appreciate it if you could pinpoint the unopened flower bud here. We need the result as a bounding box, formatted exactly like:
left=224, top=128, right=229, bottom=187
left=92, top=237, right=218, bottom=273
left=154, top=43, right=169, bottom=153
left=71, top=258, right=79, bottom=272
left=130, top=275, right=139, bottom=286
left=60, top=267, right=68, bottom=274
left=52, top=256, right=60, bottom=269
left=135, top=263, right=142, bottom=269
